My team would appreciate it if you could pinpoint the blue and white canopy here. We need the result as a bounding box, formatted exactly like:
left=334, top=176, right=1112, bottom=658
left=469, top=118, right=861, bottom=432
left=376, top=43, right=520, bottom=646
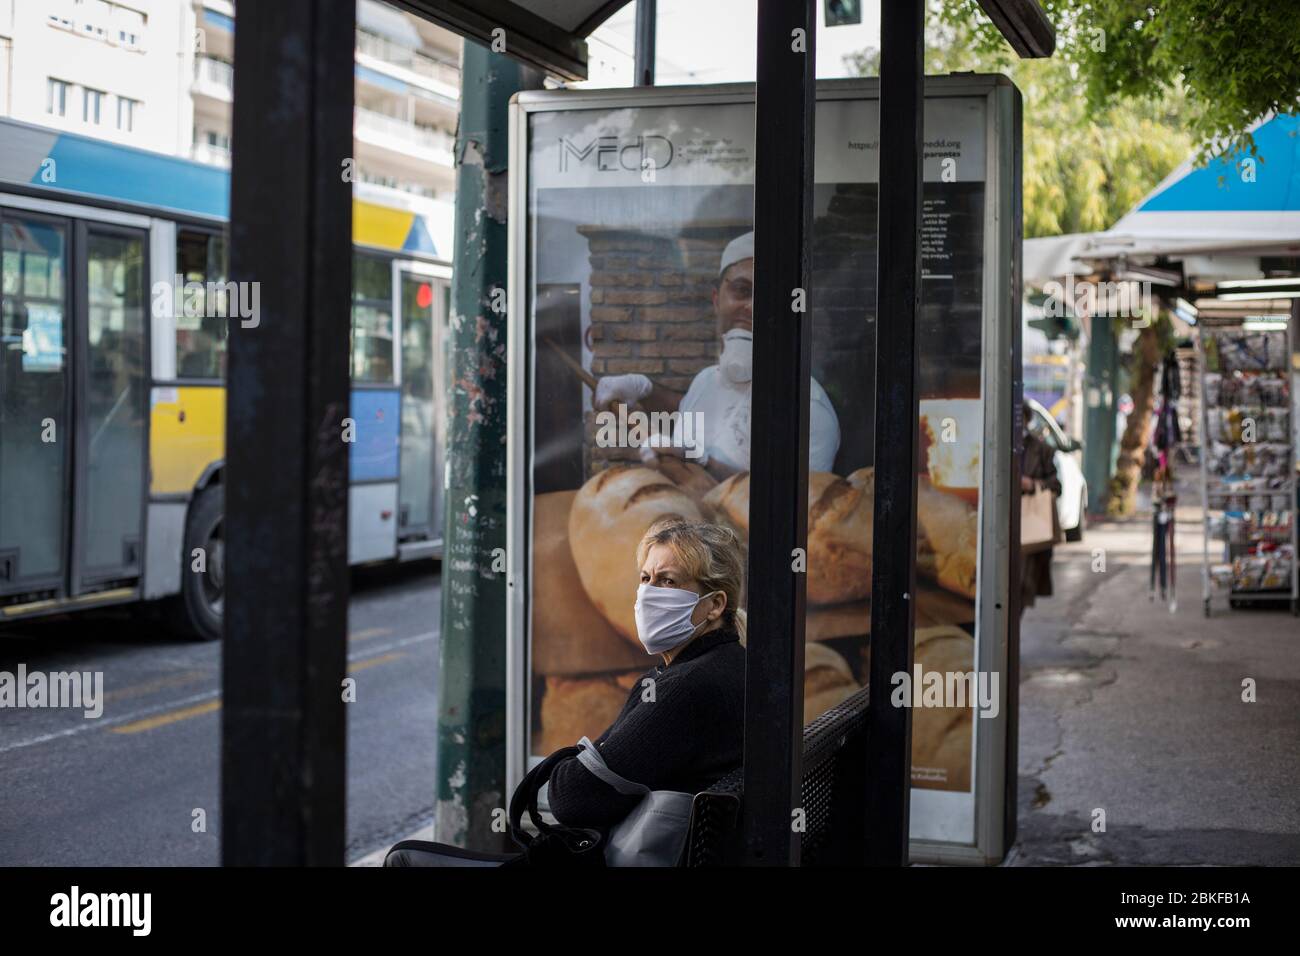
left=1025, top=112, right=1300, bottom=284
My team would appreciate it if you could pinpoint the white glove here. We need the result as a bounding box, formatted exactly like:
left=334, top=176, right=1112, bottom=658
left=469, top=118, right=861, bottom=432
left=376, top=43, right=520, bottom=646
left=638, top=431, right=682, bottom=465
left=594, top=373, right=652, bottom=411
left=638, top=430, right=709, bottom=467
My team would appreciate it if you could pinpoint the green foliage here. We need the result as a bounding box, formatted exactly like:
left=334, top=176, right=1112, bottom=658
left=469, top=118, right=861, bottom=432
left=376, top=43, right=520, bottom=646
left=937, top=0, right=1300, bottom=163
left=847, top=1, right=1195, bottom=238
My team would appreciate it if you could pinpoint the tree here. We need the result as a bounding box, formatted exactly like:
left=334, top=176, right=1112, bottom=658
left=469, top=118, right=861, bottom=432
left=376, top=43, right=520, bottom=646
left=1106, top=313, right=1176, bottom=518
left=938, top=0, right=1300, bottom=163
left=846, top=2, right=1193, bottom=238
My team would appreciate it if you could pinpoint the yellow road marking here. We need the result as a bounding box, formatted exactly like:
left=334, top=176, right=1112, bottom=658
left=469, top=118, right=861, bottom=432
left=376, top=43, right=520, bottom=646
left=104, top=670, right=209, bottom=703
left=110, top=700, right=221, bottom=734
left=349, top=626, right=393, bottom=642
left=348, top=652, right=403, bottom=673
left=105, top=650, right=405, bottom=735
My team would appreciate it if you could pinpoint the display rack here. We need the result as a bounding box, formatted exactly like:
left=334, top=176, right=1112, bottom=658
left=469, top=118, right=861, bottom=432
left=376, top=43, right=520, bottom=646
left=1197, top=316, right=1299, bottom=616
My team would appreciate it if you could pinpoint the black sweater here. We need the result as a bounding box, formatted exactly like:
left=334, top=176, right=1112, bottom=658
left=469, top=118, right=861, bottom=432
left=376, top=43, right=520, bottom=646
left=546, top=625, right=745, bottom=830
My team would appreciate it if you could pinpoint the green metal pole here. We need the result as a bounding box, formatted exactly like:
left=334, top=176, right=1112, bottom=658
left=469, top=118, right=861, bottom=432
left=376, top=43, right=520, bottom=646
left=1083, top=315, right=1118, bottom=516
left=435, top=41, right=541, bottom=850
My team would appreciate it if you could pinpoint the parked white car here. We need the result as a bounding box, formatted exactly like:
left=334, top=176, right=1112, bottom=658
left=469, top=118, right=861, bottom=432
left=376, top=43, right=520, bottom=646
left=1026, top=398, right=1087, bottom=541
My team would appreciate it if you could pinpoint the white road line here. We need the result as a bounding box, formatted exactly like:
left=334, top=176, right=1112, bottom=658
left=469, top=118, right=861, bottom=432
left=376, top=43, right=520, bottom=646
left=0, top=630, right=437, bottom=755
left=0, top=689, right=220, bottom=756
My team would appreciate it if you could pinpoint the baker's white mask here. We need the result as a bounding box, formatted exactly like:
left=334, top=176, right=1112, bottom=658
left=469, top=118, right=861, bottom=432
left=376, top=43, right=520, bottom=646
left=634, top=583, right=717, bottom=655
left=719, top=328, right=753, bottom=385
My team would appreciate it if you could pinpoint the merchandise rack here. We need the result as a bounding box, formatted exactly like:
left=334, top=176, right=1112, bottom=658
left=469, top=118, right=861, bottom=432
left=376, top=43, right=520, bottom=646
left=1196, top=315, right=1299, bottom=616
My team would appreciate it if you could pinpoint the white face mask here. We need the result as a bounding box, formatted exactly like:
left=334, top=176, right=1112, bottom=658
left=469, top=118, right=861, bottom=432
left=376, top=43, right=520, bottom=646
left=634, top=583, right=716, bottom=655
left=718, top=328, right=753, bottom=385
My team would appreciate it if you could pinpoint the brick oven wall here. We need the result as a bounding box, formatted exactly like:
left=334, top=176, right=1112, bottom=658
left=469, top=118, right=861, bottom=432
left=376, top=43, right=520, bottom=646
left=578, top=222, right=749, bottom=477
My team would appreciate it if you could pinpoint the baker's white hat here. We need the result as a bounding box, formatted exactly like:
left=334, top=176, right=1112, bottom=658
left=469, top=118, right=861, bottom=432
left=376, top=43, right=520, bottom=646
left=718, top=230, right=754, bottom=278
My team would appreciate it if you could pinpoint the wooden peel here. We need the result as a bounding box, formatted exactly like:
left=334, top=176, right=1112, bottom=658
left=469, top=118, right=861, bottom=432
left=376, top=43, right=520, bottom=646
left=543, top=336, right=598, bottom=390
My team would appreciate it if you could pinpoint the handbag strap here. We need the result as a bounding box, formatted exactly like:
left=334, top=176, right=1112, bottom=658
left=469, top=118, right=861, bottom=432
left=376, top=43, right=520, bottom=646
left=576, top=736, right=650, bottom=796
left=509, top=745, right=580, bottom=846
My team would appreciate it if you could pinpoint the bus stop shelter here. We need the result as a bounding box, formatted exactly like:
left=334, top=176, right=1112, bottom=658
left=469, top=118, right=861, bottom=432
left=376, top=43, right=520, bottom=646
left=221, top=0, right=1053, bottom=867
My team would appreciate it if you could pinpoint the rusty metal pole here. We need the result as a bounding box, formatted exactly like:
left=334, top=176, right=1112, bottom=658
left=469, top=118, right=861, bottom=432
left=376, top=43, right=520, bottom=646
left=433, top=40, right=541, bottom=850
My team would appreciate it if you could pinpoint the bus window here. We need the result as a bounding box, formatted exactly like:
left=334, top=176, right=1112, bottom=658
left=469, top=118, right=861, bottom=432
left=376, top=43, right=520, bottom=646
left=352, top=253, right=394, bottom=384
left=175, top=230, right=228, bottom=380
left=1, top=216, right=69, bottom=588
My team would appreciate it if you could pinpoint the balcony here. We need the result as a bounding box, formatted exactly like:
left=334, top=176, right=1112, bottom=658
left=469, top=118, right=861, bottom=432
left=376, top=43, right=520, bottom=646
left=355, top=30, right=458, bottom=101
left=353, top=107, right=455, bottom=168
left=191, top=141, right=231, bottom=168
left=193, top=55, right=234, bottom=102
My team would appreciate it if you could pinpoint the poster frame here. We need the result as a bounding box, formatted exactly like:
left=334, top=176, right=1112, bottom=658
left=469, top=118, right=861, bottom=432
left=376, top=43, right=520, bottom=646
left=505, top=75, right=1022, bottom=864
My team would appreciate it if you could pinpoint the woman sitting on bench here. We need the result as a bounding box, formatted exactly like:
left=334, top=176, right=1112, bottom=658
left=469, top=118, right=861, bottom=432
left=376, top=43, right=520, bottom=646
left=384, top=518, right=746, bottom=866
left=545, top=518, right=747, bottom=831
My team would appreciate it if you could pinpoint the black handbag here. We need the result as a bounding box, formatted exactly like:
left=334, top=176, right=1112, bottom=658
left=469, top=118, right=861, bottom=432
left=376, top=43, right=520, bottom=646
left=383, top=745, right=605, bottom=868
left=506, top=745, right=607, bottom=867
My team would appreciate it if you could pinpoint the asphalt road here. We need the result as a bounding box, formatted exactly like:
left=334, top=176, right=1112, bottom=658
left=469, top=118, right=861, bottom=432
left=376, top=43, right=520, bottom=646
left=0, top=562, right=440, bottom=866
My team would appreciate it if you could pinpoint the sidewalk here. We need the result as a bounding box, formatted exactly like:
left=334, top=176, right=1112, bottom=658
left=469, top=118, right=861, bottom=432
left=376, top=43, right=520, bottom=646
left=1012, top=500, right=1300, bottom=864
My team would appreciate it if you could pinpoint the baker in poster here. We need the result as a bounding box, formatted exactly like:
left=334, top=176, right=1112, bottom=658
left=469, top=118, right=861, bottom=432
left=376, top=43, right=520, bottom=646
left=591, top=230, right=842, bottom=478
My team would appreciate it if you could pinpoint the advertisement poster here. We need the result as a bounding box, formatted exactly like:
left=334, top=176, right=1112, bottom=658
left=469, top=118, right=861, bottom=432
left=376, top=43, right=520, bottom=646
left=523, top=91, right=992, bottom=844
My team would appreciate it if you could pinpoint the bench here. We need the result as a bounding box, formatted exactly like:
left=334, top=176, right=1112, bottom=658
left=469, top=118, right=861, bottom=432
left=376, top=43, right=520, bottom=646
left=682, top=685, right=870, bottom=866
left=384, top=685, right=870, bottom=867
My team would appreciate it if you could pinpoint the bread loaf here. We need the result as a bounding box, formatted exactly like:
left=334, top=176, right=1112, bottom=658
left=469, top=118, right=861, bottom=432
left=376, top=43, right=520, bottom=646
left=569, top=466, right=705, bottom=643
left=909, top=625, right=975, bottom=791
left=701, top=469, right=874, bottom=605
left=807, top=468, right=874, bottom=604
left=534, top=670, right=642, bottom=756
left=916, top=477, right=978, bottom=599
left=804, top=641, right=860, bottom=724
left=651, top=456, right=718, bottom=500
left=532, top=490, right=654, bottom=676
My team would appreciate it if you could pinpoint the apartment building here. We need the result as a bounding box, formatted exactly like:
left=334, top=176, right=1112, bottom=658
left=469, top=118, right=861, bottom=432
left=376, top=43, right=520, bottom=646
left=0, top=0, right=461, bottom=248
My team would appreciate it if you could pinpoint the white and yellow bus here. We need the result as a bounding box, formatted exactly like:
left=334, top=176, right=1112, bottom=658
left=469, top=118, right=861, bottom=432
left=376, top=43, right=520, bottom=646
left=0, top=117, right=451, bottom=640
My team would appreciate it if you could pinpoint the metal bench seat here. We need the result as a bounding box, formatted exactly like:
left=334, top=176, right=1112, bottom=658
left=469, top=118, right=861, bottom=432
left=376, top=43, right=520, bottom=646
left=683, top=686, right=870, bottom=866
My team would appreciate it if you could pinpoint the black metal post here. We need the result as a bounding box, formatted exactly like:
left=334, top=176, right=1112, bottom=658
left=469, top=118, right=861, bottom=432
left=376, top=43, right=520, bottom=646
left=864, top=0, right=923, bottom=866
left=741, top=0, right=816, bottom=867
left=634, top=0, right=656, bottom=86
left=222, top=0, right=354, bottom=866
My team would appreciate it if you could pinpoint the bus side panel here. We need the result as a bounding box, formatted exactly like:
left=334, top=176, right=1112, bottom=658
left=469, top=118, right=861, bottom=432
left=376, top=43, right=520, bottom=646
left=349, top=388, right=401, bottom=563
left=150, top=384, right=225, bottom=495
left=143, top=502, right=185, bottom=599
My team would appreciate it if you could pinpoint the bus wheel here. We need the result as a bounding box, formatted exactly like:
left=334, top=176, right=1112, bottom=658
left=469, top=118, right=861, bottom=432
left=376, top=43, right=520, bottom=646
left=174, top=485, right=224, bottom=642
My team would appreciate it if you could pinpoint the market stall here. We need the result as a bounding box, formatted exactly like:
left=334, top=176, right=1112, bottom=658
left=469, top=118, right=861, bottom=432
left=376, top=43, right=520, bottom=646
left=1197, top=318, right=1299, bottom=615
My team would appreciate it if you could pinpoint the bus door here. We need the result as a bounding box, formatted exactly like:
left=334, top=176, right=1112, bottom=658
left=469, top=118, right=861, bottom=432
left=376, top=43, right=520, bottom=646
left=0, top=209, right=147, bottom=603
left=74, top=222, right=148, bottom=592
left=393, top=259, right=450, bottom=557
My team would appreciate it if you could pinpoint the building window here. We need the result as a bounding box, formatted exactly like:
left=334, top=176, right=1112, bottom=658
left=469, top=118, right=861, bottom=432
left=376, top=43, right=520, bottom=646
left=117, top=96, right=138, bottom=131
left=205, top=130, right=230, bottom=151
left=83, top=87, right=104, bottom=124
left=115, top=5, right=146, bottom=50
left=47, top=78, right=69, bottom=117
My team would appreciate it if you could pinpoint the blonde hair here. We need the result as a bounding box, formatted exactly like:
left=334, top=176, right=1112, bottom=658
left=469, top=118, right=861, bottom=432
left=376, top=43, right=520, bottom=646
left=636, top=518, right=747, bottom=641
